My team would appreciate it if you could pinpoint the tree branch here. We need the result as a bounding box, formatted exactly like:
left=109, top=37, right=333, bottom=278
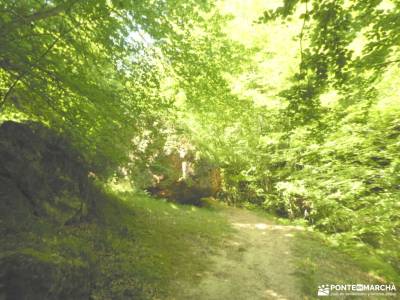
left=20, top=0, right=81, bottom=24
left=299, top=0, right=309, bottom=75
left=1, top=1, right=78, bottom=34
left=20, top=3, right=70, bottom=24
left=0, top=29, right=71, bottom=111
left=371, top=59, right=400, bottom=68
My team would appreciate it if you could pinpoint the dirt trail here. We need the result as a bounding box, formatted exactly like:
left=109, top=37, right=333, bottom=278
left=177, top=207, right=306, bottom=300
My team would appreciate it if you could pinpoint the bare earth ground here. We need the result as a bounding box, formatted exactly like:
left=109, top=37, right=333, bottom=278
left=173, top=207, right=307, bottom=300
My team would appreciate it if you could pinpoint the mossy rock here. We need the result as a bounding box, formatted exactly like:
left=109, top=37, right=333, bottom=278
left=0, top=121, right=99, bottom=225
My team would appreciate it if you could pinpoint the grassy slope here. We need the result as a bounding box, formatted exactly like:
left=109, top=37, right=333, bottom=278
left=1, top=191, right=230, bottom=299
left=99, top=192, right=231, bottom=299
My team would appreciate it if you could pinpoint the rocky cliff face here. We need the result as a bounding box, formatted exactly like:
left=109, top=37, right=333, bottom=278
left=146, top=151, right=221, bottom=205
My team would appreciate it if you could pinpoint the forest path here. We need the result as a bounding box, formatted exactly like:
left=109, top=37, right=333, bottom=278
left=174, top=206, right=305, bottom=300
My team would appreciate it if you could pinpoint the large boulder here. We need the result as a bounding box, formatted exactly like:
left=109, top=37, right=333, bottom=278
left=146, top=151, right=221, bottom=205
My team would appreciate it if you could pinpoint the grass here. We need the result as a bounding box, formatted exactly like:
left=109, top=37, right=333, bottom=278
left=291, top=231, right=400, bottom=299
left=98, top=191, right=231, bottom=298
left=1, top=190, right=230, bottom=299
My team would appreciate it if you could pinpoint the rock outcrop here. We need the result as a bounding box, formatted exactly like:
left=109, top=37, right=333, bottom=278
left=146, top=150, right=221, bottom=205
left=0, top=121, right=100, bottom=228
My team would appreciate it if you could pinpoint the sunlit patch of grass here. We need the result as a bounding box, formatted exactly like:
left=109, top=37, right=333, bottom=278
left=106, top=191, right=232, bottom=297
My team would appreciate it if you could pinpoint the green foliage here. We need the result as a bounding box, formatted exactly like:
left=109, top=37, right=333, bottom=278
left=0, top=0, right=232, bottom=176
